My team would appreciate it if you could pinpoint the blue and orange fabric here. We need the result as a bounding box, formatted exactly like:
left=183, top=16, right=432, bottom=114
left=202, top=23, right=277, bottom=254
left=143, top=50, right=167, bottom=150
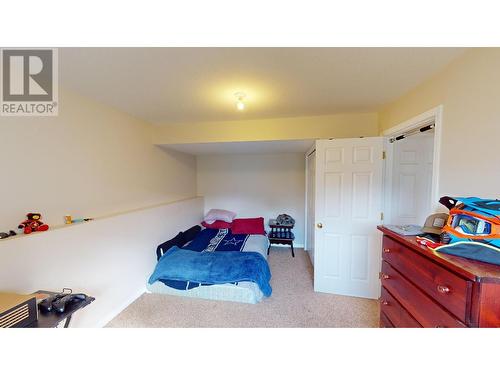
left=437, top=197, right=500, bottom=265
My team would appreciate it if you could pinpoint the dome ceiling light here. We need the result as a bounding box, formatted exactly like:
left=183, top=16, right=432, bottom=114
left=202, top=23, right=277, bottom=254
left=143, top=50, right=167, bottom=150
left=234, top=92, right=246, bottom=111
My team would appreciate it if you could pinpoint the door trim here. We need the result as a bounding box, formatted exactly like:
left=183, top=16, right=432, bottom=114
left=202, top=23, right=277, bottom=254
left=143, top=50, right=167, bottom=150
left=304, top=143, right=316, bottom=252
left=382, top=105, right=443, bottom=222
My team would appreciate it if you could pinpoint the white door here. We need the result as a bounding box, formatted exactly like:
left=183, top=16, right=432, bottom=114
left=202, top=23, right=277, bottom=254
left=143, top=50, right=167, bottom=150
left=391, top=132, right=434, bottom=226
left=314, top=138, right=384, bottom=299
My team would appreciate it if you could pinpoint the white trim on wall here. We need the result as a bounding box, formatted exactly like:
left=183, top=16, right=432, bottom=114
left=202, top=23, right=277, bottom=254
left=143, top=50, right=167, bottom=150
left=304, top=143, right=316, bottom=251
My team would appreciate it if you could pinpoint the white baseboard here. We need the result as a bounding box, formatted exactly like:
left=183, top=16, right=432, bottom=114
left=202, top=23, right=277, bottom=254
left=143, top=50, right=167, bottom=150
left=269, top=243, right=305, bottom=249
left=96, top=287, right=146, bottom=328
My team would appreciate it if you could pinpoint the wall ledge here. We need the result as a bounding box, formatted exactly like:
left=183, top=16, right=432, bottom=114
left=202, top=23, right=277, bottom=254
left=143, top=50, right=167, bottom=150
left=0, top=196, right=202, bottom=245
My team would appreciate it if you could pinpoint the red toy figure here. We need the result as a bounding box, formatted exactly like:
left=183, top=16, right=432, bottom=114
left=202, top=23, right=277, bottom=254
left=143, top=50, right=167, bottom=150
left=18, top=213, right=49, bottom=234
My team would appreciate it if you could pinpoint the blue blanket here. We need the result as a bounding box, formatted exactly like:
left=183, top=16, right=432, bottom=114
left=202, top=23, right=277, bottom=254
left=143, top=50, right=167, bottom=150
left=148, top=246, right=272, bottom=297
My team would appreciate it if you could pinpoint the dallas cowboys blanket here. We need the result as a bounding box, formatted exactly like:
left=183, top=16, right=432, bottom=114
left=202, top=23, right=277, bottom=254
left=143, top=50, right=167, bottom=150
left=148, top=246, right=272, bottom=297
left=183, top=228, right=249, bottom=252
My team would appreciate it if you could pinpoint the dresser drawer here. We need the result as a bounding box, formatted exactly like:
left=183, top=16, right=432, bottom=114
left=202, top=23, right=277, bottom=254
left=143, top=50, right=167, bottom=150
left=380, top=287, right=421, bottom=328
left=382, top=236, right=469, bottom=322
left=381, top=261, right=466, bottom=328
left=380, top=312, right=394, bottom=328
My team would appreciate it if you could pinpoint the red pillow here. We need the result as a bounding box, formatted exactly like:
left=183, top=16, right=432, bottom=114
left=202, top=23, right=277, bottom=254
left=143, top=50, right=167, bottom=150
left=201, top=220, right=232, bottom=229
left=231, top=217, right=265, bottom=235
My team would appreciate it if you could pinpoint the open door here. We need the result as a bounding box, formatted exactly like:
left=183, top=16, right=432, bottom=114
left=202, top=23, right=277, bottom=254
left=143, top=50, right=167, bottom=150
left=314, top=138, right=384, bottom=299
left=389, top=132, right=434, bottom=226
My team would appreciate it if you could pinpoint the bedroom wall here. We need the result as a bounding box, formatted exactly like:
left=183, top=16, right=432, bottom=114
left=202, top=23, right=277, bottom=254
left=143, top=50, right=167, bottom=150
left=197, top=153, right=306, bottom=246
left=0, top=87, right=197, bottom=231
left=152, top=112, right=378, bottom=144
left=0, top=87, right=200, bottom=326
left=0, top=197, right=204, bottom=327
left=379, top=48, right=500, bottom=199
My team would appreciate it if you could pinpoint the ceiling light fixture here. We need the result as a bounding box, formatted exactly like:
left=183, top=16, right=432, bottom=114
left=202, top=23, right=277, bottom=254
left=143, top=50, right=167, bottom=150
left=234, top=92, right=246, bottom=111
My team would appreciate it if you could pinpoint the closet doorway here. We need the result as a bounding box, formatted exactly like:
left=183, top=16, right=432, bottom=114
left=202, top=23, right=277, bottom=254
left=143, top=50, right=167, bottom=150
left=383, top=106, right=443, bottom=226
left=304, top=106, right=442, bottom=300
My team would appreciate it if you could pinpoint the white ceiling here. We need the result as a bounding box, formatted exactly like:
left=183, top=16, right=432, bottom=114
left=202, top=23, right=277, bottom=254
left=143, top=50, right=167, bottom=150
left=59, top=48, right=465, bottom=125
left=162, top=139, right=315, bottom=155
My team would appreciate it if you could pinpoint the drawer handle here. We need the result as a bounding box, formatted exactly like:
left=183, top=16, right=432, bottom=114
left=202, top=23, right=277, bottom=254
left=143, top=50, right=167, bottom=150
left=437, top=285, right=450, bottom=294
left=379, top=272, right=390, bottom=280
left=383, top=248, right=391, bottom=253
left=379, top=299, right=389, bottom=306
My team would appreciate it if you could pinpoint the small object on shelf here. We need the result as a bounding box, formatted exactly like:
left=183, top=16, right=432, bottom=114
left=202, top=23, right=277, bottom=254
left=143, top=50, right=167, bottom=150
left=18, top=213, right=49, bottom=234
left=63, top=215, right=95, bottom=225
left=71, top=217, right=94, bottom=223
left=0, top=230, right=17, bottom=239
left=268, top=218, right=295, bottom=257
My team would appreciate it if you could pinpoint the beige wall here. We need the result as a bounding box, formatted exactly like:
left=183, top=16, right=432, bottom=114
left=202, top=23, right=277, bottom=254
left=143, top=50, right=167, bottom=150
left=153, top=113, right=379, bottom=145
left=197, top=153, right=306, bottom=245
left=0, top=197, right=204, bottom=327
left=379, top=48, right=500, bottom=199
left=0, top=88, right=197, bottom=230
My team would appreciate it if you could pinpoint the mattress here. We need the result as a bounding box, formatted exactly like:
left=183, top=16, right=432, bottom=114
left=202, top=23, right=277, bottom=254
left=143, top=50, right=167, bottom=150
left=147, top=234, right=270, bottom=304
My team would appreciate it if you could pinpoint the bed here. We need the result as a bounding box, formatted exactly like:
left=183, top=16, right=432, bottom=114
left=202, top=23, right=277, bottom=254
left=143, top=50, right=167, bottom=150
left=147, top=227, right=271, bottom=304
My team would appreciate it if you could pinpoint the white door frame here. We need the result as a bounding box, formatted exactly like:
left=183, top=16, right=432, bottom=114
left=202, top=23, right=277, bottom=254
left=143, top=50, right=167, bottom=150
left=382, top=105, right=443, bottom=223
left=304, top=143, right=316, bottom=252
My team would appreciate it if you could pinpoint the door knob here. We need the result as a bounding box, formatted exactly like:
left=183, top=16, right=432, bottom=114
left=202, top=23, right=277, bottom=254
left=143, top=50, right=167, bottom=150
left=317, top=223, right=323, bottom=229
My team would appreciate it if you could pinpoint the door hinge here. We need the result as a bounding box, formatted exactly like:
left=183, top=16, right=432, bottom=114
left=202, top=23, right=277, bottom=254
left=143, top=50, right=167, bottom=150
left=380, top=212, right=384, bottom=221
left=382, top=151, right=386, bottom=160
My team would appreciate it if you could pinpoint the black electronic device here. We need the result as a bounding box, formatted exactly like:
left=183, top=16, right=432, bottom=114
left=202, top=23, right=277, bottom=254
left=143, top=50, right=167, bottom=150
left=39, top=293, right=68, bottom=313
left=51, top=294, right=88, bottom=314
left=38, top=288, right=73, bottom=313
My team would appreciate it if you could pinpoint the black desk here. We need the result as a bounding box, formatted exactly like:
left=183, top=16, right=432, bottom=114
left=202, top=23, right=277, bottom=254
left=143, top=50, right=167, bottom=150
left=27, top=290, right=95, bottom=328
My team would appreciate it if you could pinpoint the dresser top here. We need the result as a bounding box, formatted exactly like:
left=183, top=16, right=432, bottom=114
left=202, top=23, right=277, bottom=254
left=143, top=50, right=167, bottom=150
left=378, top=226, right=500, bottom=283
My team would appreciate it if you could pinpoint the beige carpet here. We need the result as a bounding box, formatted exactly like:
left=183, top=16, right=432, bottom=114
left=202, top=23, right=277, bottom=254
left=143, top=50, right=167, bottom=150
left=107, top=247, right=379, bottom=328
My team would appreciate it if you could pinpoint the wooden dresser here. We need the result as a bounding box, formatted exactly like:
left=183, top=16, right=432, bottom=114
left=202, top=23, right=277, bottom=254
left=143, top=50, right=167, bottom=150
left=378, top=226, right=500, bottom=328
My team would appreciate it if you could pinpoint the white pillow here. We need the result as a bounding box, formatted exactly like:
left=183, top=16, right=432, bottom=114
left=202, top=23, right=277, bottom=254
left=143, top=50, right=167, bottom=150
left=204, top=209, right=237, bottom=224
